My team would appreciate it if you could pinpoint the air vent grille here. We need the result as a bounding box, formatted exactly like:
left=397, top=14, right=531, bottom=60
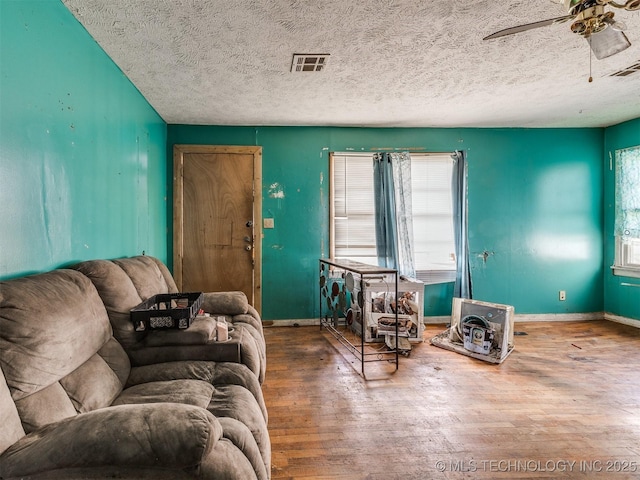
left=291, top=54, right=330, bottom=72
left=610, top=61, right=640, bottom=77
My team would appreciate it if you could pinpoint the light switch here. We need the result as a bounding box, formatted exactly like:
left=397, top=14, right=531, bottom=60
left=264, top=218, right=274, bottom=229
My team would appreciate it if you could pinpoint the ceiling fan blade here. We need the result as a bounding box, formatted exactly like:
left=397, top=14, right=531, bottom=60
left=483, top=15, right=575, bottom=40
left=586, top=27, right=631, bottom=59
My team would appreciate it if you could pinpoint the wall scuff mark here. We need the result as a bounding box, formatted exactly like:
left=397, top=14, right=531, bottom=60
left=268, top=182, right=285, bottom=199
left=478, top=250, right=494, bottom=264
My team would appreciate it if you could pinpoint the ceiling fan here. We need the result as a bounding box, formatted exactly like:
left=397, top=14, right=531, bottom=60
left=484, top=0, right=640, bottom=59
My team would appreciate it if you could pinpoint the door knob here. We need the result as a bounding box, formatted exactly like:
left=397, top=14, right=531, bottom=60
left=245, top=245, right=252, bottom=251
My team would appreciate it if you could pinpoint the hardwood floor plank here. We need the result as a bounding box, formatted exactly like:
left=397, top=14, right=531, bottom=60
left=263, top=321, right=640, bottom=479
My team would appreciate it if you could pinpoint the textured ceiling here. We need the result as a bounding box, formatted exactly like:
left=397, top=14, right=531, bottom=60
left=63, top=0, right=640, bottom=128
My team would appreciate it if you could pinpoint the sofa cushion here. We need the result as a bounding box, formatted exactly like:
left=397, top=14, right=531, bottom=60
left=206, top=385, right=271, bottom=475
left=70, top=259, right=145, bottom=348
left=113, top=256, right=176, bottom=300
left=126, top=361, right=265, bottom=412
left=218, top=417, right=269, bottom=480
left=146, top=255, right=180, bottom=293
left=113, top=379, right=215, bottom=409
left=0, top=270, right=112, bottom=400
left=0, top=368, right=24, bottom=455
left=98, top=337, right=131, bottom=386
left=14, top=382, right=77, bottom=433
left=0, top=403, right=222, bottom=478
left=59, top=353, right=123, bottom=413
left=113, top=372, right=270, bottom=477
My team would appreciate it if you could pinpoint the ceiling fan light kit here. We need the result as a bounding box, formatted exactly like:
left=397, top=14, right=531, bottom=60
left=484, top=0, right=639, bottom=60
left=588, top=26, right=631, bottom=59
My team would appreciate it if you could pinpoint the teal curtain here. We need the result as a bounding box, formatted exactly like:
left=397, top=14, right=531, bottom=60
left=373, top=153, right=398, bottom=270
left=372, top=152, right=415, bottom=277
left=452, top=150, right=472, bottom=299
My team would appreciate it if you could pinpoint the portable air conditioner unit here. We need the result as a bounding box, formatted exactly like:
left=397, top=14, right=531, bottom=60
left=449, top=297, right=515, bottom=363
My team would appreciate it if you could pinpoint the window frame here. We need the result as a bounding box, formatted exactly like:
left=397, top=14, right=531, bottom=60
left=613, top=237, right=640, bottom=279
left=612, top=145, right=640, bottom=279
left=329, top=151, right=456, bottom=284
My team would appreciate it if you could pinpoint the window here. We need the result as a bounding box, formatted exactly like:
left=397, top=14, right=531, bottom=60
left=330, top=152, right=456, bottom=284
left=613, top=145, right=640, bottom=278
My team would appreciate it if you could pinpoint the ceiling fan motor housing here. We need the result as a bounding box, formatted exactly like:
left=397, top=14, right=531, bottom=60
left=566, top=0, right=640, bottom=14
left=565, top=0, right=597, bottom=15
left=571, top=6, right=612, bottom=35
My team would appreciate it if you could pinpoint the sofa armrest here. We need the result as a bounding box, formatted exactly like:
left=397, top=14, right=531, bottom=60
left=202, top=291, right=248, bottom=316
left=0, top=403, right=221, bottom=478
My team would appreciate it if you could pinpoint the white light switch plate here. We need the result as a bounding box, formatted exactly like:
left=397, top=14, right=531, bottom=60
left=264, top=218, right=274, bottom=229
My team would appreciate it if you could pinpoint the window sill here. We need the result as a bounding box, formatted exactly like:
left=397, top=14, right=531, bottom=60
left=611, top=265, right=640, bottom=279
left=415, top=270, right=456, bottom=285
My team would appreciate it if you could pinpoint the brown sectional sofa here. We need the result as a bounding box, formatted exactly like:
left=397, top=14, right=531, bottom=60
left=0, top=261, right=270, bottom=479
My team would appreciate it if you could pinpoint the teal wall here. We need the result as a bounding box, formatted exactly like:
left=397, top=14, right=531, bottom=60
left=168, top=126, right=604, bottom=321
left=603, top=118, right=640, bottom=321
left=0, top=0, right=168, bottom=279
left=3, top=1, right=628, bottom=324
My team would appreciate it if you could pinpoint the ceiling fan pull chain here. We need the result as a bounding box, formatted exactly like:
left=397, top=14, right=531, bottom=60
left=588, top=36, right=594, bottom=82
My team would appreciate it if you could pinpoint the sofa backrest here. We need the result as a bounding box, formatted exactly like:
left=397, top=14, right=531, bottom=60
left=0, top=269, right=130, bottom=434
left=114, top=255, right=178, bottom=298
left=71, top=256, right=178, bottom=348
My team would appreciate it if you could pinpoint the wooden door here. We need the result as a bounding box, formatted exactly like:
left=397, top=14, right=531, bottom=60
left=173, top=145, right=262, bottom=314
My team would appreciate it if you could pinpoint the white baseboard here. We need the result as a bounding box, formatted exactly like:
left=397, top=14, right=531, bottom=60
left=425, top=312, right=604, bottom=325
left=604, top=312, right=640, bottom=328
left=263, top=318, right=319, bottom=327
left=267, top=313, right=610, bottom=327
left=514, top=312, right=603, bottom=322
left=424, top=316, right=450, bottom=324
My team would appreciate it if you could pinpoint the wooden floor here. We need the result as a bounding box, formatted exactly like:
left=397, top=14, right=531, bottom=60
left=262, top=321, right=640, bottom=480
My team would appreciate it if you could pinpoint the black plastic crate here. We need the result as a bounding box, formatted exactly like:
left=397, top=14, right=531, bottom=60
left=131, top=292, right=203, bottom=331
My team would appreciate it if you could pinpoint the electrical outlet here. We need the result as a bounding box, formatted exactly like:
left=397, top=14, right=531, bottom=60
left=263, top=218, right=274, bottom=229
left=559, top=290, right=566, bottom=301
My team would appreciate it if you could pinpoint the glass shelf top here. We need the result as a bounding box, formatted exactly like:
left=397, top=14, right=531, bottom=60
left=319, top=258, right=397, bottom=275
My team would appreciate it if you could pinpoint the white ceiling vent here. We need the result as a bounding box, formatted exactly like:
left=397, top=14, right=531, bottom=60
left=291, top=54, right=330, bottom=72
left=610, top=61, right=640, bottom=77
